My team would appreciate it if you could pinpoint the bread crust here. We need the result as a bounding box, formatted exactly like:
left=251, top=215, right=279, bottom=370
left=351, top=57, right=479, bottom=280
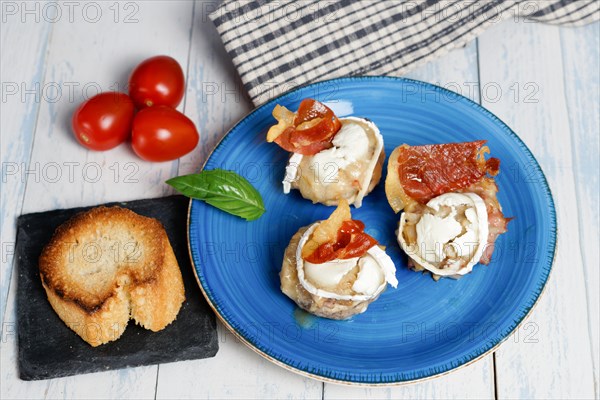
left=39, top=206, right=185, bottom=346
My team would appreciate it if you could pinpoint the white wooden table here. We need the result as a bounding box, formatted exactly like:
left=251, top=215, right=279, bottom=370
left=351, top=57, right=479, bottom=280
left=1, top=2, right=598, bottom=399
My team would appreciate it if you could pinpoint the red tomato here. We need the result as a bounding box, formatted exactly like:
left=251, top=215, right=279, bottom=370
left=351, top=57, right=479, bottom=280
left=131, top=106, right=199, bottom=162
left=128, top=55, right=185, bottom=109
left=72, top=92, right=135, bottom=151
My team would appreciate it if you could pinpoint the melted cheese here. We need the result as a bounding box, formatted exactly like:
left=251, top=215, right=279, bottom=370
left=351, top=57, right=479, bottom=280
left=352, top=255, right=384, bottom=295
left=296, top=223, right=397, bottom=300
left=283, top=153, right=302, bottom=194
left=281, top=117, right=383, bottom=207
left=304, top=257, right=358, bottom=288
left=309, top=123, right=370, bottom=181
left=398, top=192, right=489, bottom=276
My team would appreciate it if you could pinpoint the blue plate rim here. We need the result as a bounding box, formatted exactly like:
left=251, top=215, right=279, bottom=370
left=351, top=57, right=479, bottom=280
left=186, top=76, right=557, bottom=385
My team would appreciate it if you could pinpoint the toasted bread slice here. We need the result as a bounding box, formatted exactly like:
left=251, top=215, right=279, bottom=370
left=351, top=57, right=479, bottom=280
left=39, top=206, right=185, bottom=347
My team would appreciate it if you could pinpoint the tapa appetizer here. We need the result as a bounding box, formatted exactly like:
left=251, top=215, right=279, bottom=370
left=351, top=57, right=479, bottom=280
left=280, top=199, right=397, bottom=319
left=266, top=99, right=384, bottom=208
left=385, top=140, right=511, bottom=279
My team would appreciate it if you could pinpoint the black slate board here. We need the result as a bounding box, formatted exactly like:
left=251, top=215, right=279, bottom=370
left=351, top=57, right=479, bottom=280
left=16, top=195, right=218, bottom=381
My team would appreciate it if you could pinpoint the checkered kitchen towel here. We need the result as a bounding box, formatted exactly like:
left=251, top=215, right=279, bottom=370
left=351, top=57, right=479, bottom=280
left=209, top=0, right=599, bottom=105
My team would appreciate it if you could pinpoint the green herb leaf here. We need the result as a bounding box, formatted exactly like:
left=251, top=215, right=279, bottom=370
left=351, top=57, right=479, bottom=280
left=166, top=169, right=266, bottom=221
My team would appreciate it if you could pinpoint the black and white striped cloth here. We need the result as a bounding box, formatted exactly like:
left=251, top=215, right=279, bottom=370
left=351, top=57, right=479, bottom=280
left=209, top=0, right=599, bottom=105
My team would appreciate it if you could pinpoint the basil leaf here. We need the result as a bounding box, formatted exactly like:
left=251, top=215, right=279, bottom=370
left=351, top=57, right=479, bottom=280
left=166, top=169, right=266, bottom=221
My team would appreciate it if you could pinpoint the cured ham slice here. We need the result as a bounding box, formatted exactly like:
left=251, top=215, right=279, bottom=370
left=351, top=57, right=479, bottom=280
left=266, top=99, right=341, bottom=155
left=301, top=201, right=378, bottom=263
left=397, top=140, right=499, bottom=203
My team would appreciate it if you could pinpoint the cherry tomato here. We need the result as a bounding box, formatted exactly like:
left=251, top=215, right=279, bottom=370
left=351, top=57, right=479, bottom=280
left=72, top=92, right=135, bottom=151
left=131, top=106, right=199, bottom=162
left=128, top=55, right=185, bottom=109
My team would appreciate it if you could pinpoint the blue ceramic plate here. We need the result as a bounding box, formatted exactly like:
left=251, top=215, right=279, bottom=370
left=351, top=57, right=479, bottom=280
left=188, top=77, right=556, bottom=385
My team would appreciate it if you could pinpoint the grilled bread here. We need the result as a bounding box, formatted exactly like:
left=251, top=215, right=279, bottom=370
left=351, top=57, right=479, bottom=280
left=39, top=206, right=185, bottom=347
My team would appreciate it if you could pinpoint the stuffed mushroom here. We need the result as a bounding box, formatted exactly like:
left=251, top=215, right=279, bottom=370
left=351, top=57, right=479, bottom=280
left=280, top=199, right=397, bottom=319
left=385, top=141, right=511, bottom=279
left=267, top=99, right=384, bottom=208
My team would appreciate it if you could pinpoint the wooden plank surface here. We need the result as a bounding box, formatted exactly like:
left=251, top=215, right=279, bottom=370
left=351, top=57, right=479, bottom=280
left=0, top=3, right=597, bottom=399
left=559, top=23, right=600, bottom=398
left=1, top=2, right=193, bottom=398
left=156, top=325, right=323, bottom=399
left=0, top=10, right=51, bottom=332
left=478, top=20, right=597, bottom=400
left=0, top=12, right=53, bottom=400
left=156, top=3, right=322, bottom=398
left=323, top=39, right=496, bottom=400
left=324, top=361, right=494, bottom=400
